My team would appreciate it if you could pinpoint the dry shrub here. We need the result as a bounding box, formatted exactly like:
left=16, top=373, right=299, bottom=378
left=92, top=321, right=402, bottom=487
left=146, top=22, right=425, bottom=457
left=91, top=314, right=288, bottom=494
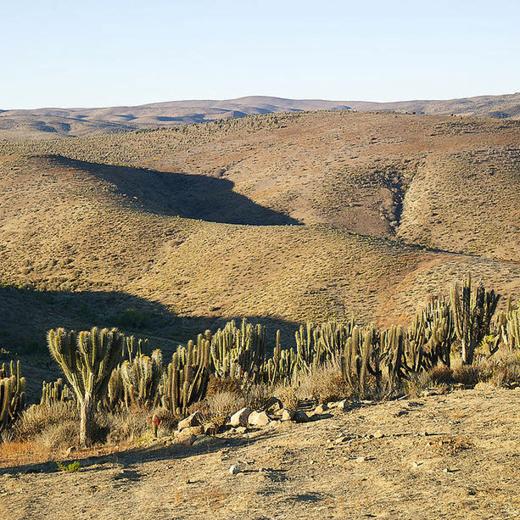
left=206, top=376, right=242, bottom=397
left=12, top=401, right=77, bottom=441
left=242, top=382, right=273, bottom=410
left=35, top=420, right=78, bottom=451
left=294, top=364, right=350, bottom=403
left=428, top=365, right=454, bottom=385
left=452, top=364, right=482, bottom=386
left=104, top=406, right=158, bottom=444
left=193, top=391, right=245, bottom=429
left=479, top=351, right=520, bottom=388
left=273, top=384, right=299, bottom=411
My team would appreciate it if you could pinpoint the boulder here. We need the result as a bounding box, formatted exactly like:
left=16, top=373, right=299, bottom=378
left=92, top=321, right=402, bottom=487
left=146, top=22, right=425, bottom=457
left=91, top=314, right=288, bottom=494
left=248, top=410, right=271, bottom=427
left=178, top=411, right=203, bottom=431
left=229, top=407, right=252, bottom=427
left=292, top=410, right=310, bottom=423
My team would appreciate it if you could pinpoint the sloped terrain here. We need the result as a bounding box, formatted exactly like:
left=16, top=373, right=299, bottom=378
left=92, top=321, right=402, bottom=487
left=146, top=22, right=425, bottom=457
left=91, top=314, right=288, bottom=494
left=1, top=92, right=519, bottom=138
left=0, top=111, right=520, bottom=353
left=2, top=388, right=519, bottom=519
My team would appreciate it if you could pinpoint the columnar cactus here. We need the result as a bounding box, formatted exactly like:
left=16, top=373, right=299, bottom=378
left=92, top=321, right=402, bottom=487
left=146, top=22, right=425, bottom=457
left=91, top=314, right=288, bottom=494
left=295, top=319, right=355, bottom=372
left=40, top=378, right=72, bottom=406
left=210, top=319, right=266, bottom=382
left=161, top=335, right=211, bottom=416
left=381, top=325, right=407, bottom=393
left=341, top=326, right=382, bottom=397
left=407, top=299, right=454, bottom=370
left=119, top=349, right=163, bottom=408
left=450, top=276, right=500, bottom=365
left=496, top=302, right=520, bottom=351
left=47, top=327, right=124, bottom=446
left=0, top=360, right=26, bottom=436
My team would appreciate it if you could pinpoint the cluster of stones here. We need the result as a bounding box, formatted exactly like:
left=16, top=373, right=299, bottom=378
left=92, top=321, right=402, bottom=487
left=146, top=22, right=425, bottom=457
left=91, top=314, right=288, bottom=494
left=171, top=397, right=357, bottom=445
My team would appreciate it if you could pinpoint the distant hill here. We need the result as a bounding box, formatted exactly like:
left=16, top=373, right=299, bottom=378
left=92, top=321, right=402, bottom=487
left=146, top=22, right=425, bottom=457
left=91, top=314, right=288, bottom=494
left=1, top=93, right=519, bottom=137
left=1, top=110, right=520, bottom=351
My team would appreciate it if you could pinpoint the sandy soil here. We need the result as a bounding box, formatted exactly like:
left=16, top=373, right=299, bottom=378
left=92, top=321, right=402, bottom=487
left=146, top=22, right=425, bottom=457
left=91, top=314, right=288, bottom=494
left=1, top=387, right=519, bottom=520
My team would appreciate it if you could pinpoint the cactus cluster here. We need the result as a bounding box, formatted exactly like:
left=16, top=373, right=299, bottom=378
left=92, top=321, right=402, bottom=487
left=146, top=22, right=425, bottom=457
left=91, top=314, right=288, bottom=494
left=211, top=319, right=266, bottom=382
left=160, top=334, right=211, bottom=416
left=451, top=276, right=500, bottom=365
left=40, top=378, right=72, bottom=406
left=0, top=360, right=26, bottom=436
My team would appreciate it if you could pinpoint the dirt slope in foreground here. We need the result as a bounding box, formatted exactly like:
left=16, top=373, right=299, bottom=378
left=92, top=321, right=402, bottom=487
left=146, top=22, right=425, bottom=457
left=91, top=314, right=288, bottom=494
left=1, top=388, right=519, bottom=520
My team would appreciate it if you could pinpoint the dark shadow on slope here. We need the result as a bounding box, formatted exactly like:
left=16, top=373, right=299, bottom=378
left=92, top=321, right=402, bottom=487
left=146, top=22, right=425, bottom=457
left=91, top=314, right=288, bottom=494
left=0, top=285, right=298, bottom=399
left=46, top=155, right=301, bottom=226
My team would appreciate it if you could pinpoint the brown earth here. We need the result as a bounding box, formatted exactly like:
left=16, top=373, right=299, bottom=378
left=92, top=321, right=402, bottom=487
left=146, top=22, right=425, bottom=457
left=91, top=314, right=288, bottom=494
left=1, top=111, right=520, bottom=356
left=1, top=387, right=519, bottom=519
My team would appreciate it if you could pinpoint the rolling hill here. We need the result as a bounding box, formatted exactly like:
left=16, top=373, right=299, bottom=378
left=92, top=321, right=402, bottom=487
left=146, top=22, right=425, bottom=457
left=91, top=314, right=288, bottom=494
left=1, top=92, right=519, bottom=138
left=1, top=110, right=520, bottom=356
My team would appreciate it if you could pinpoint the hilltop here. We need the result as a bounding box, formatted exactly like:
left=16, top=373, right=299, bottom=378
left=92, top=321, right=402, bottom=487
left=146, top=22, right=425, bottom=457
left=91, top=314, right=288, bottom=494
left=1, top=92, right=519, bottom=137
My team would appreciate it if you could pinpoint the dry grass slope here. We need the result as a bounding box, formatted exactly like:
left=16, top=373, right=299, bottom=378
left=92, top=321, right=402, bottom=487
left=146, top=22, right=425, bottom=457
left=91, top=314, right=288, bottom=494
left=0, top=111, right=519, bottom=352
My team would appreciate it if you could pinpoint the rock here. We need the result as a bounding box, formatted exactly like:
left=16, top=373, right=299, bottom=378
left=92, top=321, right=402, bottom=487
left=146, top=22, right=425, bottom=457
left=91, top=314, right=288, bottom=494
left=175, top=431, right=197, bottom=446
left=373, top=430, right=384, bottom=439
left=248, top=411, right=271, bottom=427
left=281, top=409, right=294, bottom=421
left=332, top=399, right=351, bottom=412
left=228, top=464, right=241, bottom=475
left=356, top=456, right=367, bottom=463
left=263, top=397, right=283, bottom=414
left=229, top=407, right=252, bottom=427
left=203, top=422, right=220, bottom=435
left=178, top=411, right=203, bottom=431
left=314, top=403, right=329, bottom=414
left=176, top=425, right=204, bottom=437
left=395, top=409, right=409, bottom=417
left=292, top=410, right=310, bottom=423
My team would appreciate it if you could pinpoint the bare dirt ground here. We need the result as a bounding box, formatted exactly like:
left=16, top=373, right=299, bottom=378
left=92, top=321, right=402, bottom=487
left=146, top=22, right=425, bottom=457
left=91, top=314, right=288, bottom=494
left=2, top=387, right=519, bottom=520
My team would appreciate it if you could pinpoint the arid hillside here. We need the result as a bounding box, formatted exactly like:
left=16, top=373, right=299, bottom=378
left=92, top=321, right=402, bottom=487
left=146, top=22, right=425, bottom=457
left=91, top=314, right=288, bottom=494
left=0, top=111, right=520, bottom=351
left=1, top=92, right=519, bottom=137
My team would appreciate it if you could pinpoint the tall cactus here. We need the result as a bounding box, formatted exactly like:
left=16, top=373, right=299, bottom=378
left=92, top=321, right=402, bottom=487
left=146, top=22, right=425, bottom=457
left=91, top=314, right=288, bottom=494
left=211, top=319, right=266, bottom=382
left=496, top=301, right=520, bottom=351
left=295, top=319, right=355, bottom=373
left=450, top=276, right=500, bottom=365
left=119, top=349, right=163, bottom=409
left=161, top=335, right=211, bottom=416
left=40, top=378, right=73, bottom=406
left=407, top=299, right=454, bottom=371
left=0, top=360, right=26, bottom=437
left=341, top=326, right=382, bottom=397
left=47, top=327, right=124, bottom=447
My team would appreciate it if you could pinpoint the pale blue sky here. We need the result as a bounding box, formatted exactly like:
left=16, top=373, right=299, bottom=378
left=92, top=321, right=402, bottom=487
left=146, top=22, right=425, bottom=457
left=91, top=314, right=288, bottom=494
left=1, top=0, right=519, bottom=109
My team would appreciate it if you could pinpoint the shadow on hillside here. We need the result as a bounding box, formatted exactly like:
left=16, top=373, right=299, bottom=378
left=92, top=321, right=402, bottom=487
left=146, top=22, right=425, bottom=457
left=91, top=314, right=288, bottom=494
left=0, top=430, right=277, bottom=475
left=46, top=155, right=300, bottom=226
left=0, top=285, right=299, bottom=400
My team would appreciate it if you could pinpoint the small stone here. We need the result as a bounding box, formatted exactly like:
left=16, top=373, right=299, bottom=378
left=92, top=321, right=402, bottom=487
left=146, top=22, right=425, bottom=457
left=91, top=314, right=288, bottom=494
left=263, top=397, right=283, bottom=414
left=229, top=407, right=252, bottom=427
left=373, top=430, right=384, bottom=439
left=178, top=411, right=203, bottom=431
left=314, top=403, right=329, bottom=414
left=395, top=410, right=409, bottom=417
left=248, top=411, right=271, bottom=427
left=281, top=409, right=294, bottom=421
left=356, top=456, right=366, bottom=463
left=229, top=464, right=241, bottom=475
left=292, top=410, right=310, bottom=423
